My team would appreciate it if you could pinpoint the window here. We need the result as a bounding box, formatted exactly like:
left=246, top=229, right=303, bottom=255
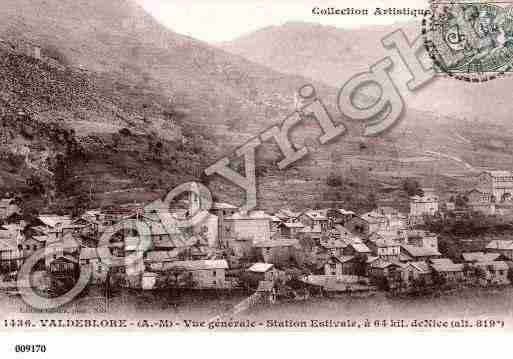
left=25, top=245, right=30, bottom=250
left=213, top=270, right=216, bottom=277
left=17, top=245, right=22, bottom=251
left=33, top=245, right=37, bottom=251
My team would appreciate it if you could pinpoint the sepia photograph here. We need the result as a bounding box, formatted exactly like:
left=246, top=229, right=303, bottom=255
left=1, top=0, right=513, bottom=355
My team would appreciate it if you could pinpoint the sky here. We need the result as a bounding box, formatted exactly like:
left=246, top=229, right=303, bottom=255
left=135, top=0, right=429, bottom=43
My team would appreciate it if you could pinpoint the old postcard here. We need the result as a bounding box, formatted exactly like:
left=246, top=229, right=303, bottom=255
left=1, top=0, right=513, bottom=351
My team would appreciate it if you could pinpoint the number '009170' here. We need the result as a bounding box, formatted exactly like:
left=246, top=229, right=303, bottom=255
left=14, top=345, right=47, bottom=353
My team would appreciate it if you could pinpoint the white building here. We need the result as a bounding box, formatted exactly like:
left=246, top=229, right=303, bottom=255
left=222, top=211, right=272, bottom=244
left=409, top=192, right=439, bottom=223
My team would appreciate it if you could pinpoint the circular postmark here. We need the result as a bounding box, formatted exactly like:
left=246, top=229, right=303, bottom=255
left=423, top=1, right=513, bottom=82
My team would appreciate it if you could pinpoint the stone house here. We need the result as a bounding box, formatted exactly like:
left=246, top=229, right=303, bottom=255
left=472, top=261, right=510, bottom=286
left=79, top=247, right=111, bottom=284
left=222, top=211, right=271, bottom=244
left=430, top=258, right=465, bottom=284
left=346, top=213, right=384, bottom=236
left=319, top=236, right=348, bottom=257
left=328, top=209, right=356, bottom=227
left=324, top=255, right=359, bottom=276
left=343, top=241, right=371, bottom=257
left=299, top=210, right=329, bottom=232
left=477, top=170, right=513, bottom=202
left=0, top=228, right=23, bottom=273
left=279, top=222, right=305, bottom=239
left=20, top=236, right=44, bottom=261
left=165, top=259, right=230, bottom=289
left=44, top=233, right=81, bottom=269
left=274, top=209, right=301, bottom=223
left=253, top=239, right=298, bottom=265
left=404, top=230, right=439, bottom=252
left=209, top=202, right=239, bottom=218
left=409, top=193, right=439, bottom=224
left=247, top=262, right=279, bottom=282
left=467, top=189, right=493, bottom=204
left=300, top=224, right=323, bottom=241
left=461, top=252, right=502, bottom=263
left=367, top=259, right=406, bottom=287
left=49, top=255, right=79, bottom=275
left=0, top=198, right=20, bottom=220
left=485, top=240, right=513, bottom=260
left=400, top=244, right=441, bottom=262
left=143, top=250, right=180, bottom=272
left=270, top=216, right=282, bottom=235
left=366, top=236, right=401, bottom=261
left=405, top=261, right=433, bottom=286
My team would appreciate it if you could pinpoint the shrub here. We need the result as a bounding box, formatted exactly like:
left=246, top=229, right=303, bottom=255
left=402, top=178, right=423, bottom=197
left=43, top=44, right=70, bottom=66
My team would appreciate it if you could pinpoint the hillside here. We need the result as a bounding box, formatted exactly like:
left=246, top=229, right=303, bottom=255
left=0, top=43, right=216, bottom=214
left=219, top=20, right=513, bottom=210
left=220, top=21, right=513, bottom=125
left=217, top=23, right=513, bottom=209
left=3, top=2, right=513, bottom=214
left=0, top=0, right=352, bottom=212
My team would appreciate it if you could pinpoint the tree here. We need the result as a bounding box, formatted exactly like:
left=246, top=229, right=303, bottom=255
left=326, top=173, right=343, bottom=187
left=411, top=277, right=428, bottom=294
left=432, top=271, right=447, bottom=287
left=70, top=194, right=90, bottom=218
left=402, top=178, right=423, bottom=197
left=375, top=276, right=390, bottom=291
left=454, top=194, right=469, bottom=208
left=367, top=192, right=377, bottom=209
left=353, top=254, right=368, bottom=277
left=238, top=271, right=260, bottom=291
left=507, top=267, right=513, bottom=284
left=26, top=175, right=45, bottom=196
left=164, top=266, right=192, bottom=289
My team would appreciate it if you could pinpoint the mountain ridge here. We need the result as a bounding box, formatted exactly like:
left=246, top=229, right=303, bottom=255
left=220, top=20, right=513, bottom=125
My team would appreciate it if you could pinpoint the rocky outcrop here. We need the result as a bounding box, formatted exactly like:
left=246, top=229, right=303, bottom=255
left=0, top=45, right=206, bottom=213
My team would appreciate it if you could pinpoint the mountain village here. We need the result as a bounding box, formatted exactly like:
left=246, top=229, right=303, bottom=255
left=1, top=168, right=513, bottom=308
left=1, top=3, right=513, bottom=315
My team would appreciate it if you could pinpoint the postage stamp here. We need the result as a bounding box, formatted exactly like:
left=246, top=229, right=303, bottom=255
left=423, top=0, right=513, bottom=82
